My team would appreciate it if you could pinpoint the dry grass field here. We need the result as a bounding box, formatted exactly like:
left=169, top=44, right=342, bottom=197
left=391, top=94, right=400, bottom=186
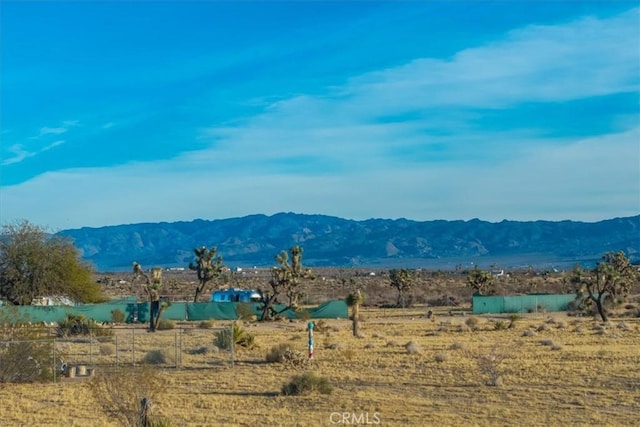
left=1, top=307, right=639, bottom=427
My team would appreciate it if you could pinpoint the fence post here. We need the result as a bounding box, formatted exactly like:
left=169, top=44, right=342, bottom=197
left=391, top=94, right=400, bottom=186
left=89, top=327, right=93, bottom=366
left=230, top=321, right=235, bottom=368
left=115, top=335, right=119, bottom=371
left=52, top=338, right=56, bottom=383
left=132, top=326, right=135, bottom=365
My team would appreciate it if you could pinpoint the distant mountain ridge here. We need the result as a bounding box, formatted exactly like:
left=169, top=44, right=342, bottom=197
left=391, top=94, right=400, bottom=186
left=57, top=213, right=640, bottom=272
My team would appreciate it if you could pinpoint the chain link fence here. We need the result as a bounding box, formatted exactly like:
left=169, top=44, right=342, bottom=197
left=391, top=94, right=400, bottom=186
left=1, top=324, right=239, bottom=383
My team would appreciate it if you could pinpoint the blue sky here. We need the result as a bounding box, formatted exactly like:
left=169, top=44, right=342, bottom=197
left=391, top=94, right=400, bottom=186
left=1, top=1, right=639, bottom=231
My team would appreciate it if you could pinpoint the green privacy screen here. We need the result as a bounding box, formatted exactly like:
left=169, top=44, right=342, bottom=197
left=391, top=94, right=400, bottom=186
left=472, top=294, right=576, bottom=314
left=0, top=300, right=348, bottom=323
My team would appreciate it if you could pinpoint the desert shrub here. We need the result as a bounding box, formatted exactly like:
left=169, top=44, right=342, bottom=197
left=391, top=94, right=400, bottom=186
left=405, top=341, right=421, bottom=354
left=327, top=343, right=343, bottom=350
left=539, top=339, right=555, bottom=347
left=0, top=340, right=54, bottom=383
left=465, top=317, right=480, bottom=331
left=198, top=320, right=213, bottom=329
left=282, top=371, right=333, bottom=395
left=508, top=314, right=520, bottom=328
left=551, top=343, right=563, bottom=351
left=522, top=330, right=535, bottom=337
left=449, top=342, right=466, bottom=351
left=313, top=320, right=329, bottom=334
left=371, top=332, right=386, bottom=339
left=143, top=349, right=175, bottom=365
left=494, top=321, right=507, bottom=330
left=456, top=324, right=471, bottom=333
left=435, top=353, right=448, bottom=363
left=364, top=343, right=375, bottom=349
left=472, top=344, right=513, bottom=387
left=100, top=344, right=116, bottom=356
left=617, top=322, right=630, bottom=331
left=266, top=343, right=293, bottom=363
left=156, top=319, right=175, bottom=330
left=56, top=314, right=112, bottom=338
left=110, top=309, right=125, bottom=324
left=214, top=324, right=255, bottom=350
left=536, top=324, right=550, bottom=332
left=385, top=341, right=397, bottom=348
left=88, top=366, right=171, bottom=427
left=188, top=346, right=219, bottom=355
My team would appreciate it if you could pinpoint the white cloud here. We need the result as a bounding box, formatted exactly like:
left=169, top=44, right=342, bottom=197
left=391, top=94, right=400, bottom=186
left=39, top=126, right=67, bottom=136
left=1, top=144, right=35, bottom=166
left=41, top=140, right=65, bottom=151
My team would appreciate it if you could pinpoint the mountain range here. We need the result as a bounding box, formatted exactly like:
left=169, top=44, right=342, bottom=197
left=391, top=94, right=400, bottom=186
left=57, top=213, right=640, bottom=272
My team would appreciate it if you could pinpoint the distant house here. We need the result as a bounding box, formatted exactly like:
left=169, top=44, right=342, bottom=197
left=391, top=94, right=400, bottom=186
left=31, top=295, right=75, bottom=306
left=211, top=288, right=261, bottom=303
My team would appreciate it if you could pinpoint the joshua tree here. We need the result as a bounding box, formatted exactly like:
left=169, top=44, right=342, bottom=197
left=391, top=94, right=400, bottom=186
left=467, top=266, right=494, bottom=295
left=346, top=290, right=364, bottom=337
left=188, top=246, right=226, bottom=303
left=132, top=262, right=166, bottom=332
left=258, top=246, right=313, bottom=321
left=389, top=269, right=414, bottom=308
left=570, top=251, right=638, bottom=322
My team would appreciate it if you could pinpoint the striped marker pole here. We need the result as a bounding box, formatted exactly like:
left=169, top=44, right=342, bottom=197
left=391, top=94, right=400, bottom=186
left=308, top=321, right=314, bottom=360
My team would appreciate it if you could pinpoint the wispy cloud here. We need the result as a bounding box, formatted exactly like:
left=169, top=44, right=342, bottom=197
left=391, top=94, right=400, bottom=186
left=38, top=126, right=67, bottom=136
left=2, top=144, right=35, bottom=166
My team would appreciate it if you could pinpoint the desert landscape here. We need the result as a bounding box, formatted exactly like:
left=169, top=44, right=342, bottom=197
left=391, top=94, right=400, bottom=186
left=1, top=303, right=639, bottom=426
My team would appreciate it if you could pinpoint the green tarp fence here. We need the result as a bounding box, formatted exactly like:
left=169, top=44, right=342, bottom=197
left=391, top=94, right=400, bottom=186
left=0, top=300, right=348, bottom=323
left=472, top=294, right=576, bottom=314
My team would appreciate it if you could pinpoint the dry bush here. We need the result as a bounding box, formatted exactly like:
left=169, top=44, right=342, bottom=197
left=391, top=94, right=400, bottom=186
left=434, top=352, right=448, bottom=363
left=327, top=343, right=343, bottom=350
left=536, top=324, right=550, bottom=332
left=188, top=346, right=219, bottom=355
left=465, top=317, right=480, bottom=331
left=364, top=343, right=375, bottom=349
left=493, top=320, right=508, bottom=330
left=88, top=366, right=170, bottom=427
left=405, top=341, right=421, bottom=354
left=282, top=371, right=333, bottom=396
left=449, top=342, right=466, bottom=350
left=100, top=343, right=116, bottom=356
left=0, top=309, right=56, bottom=383
left=266, top=343, right=292, bottom=363
left=522, top=330, right=536, bottom=337
left=156, top=319, right=175, bottom=330
left=143, top=349, right=175, bottom=365
left=471, top=343, right=514, bottom=387
left=371, top=332, right=386, bottom=339
left=539, top=339, right=556, bottom=347
left=215, top=323, right=255, bottom=350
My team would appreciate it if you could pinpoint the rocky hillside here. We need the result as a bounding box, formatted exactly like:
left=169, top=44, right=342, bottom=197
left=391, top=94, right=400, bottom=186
left=57, top=213, right=640, bottom=272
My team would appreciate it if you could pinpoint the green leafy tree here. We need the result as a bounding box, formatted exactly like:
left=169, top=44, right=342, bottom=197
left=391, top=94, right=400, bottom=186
left=570, top=251, right=638, bottom=322
left=259, top=246, right=313, bottom=321
left=0, top=220, right=103, bottom=305
left=466, top=266, right=494, bottom=296
left=389, top=268, right=414, bottom=308
left=188, top=246, right=226, bottom=303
